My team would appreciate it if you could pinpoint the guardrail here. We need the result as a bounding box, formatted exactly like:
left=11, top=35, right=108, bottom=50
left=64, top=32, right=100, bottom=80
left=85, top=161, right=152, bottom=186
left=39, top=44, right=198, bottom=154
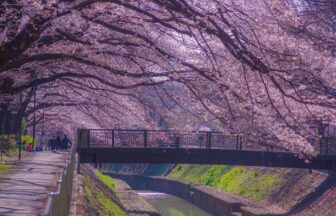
left=77, top=129, right=290, bottom=152
left=42, top=148, right=75, bottom=216
left=77, top=129, right=336, bottom=155
left=320, top=137, right=336, bottom=155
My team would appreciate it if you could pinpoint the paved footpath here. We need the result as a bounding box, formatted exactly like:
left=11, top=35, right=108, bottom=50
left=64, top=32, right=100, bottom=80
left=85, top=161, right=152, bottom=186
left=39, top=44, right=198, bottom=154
left=0, top=151, right=68, bottom=216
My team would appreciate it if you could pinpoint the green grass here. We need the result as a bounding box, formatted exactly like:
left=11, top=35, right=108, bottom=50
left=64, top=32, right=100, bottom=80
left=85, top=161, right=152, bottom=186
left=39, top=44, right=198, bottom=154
left=0, top=163, right=9, bottom=172
left=168, top=164, right=282, bottom=201
left=84, top=185, right=94, bottom=200
left=96, top=169, right=116, bottom=191
left=96, top=190, right=126, bottom=216
left=168, top=164, right=217, bottom=184
left=84, top=174, right=126, bottom=216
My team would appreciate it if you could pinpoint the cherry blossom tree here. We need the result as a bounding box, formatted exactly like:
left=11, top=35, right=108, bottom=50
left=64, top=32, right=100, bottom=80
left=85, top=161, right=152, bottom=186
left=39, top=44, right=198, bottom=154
left=1, top=0, right=335, bottom=155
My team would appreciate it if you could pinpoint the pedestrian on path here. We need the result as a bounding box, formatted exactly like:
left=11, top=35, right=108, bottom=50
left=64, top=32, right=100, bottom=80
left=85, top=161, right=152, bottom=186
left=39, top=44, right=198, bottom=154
left=56, top=135, right=61, bottom=150
left=61, top=135, right=72, bottom=150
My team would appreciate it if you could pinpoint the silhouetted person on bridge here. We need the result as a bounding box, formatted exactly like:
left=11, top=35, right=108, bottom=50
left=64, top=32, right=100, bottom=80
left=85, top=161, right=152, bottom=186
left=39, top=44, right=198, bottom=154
left=61, top=135, right=72, bottom=150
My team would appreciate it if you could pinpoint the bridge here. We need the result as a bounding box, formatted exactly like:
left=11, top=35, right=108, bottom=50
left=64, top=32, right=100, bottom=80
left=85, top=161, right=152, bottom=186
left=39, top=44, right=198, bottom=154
left=76, top=129, right=336, bottom=170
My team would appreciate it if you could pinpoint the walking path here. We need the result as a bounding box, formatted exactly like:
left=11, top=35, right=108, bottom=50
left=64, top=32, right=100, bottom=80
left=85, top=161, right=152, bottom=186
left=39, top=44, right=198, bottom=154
left=0, top=151, right=68, bottom=216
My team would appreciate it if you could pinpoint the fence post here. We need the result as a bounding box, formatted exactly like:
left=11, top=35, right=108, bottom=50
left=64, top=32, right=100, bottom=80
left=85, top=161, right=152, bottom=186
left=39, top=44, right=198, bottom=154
left=208, top=132, right=212, bottom=149
left=240, top=135, right=243, bottom=150
left=76, top=129, right=81, bottom=149
left=144, top=130, right=147, bottom=148
left=175, top=136, right=180, bottom=149
left=223, top=134, right=225, bottom=147
left=112, top=130, right=115, bottom=148
left=326, top=138, right=329, bottom=155
left=205, top=133, right=209, bottom=149
left=236, top=135, right=239, bottom=150
left=87, top=129, right=90, bottom=148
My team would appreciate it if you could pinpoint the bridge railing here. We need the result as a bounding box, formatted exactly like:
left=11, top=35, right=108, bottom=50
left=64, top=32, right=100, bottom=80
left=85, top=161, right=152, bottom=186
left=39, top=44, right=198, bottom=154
left=320, top=137, right=336, bottom=155
left=77, top=129, right=290, bottom=152
left=78, top=129, right=240, bottom=149
left=77, top=129, right=336, bottom=155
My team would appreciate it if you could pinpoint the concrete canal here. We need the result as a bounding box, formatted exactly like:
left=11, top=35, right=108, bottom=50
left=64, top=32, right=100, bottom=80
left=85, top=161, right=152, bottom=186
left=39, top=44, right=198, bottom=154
left=138, top=191, right=211, bottom=216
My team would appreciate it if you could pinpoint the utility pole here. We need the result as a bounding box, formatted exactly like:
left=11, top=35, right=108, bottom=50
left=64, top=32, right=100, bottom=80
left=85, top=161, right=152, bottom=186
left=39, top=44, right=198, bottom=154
left=41, top=107, right=45, bottom=148
left=42, top=107, right=45, bottom=135
left=32, top=87, right=37, bottom=150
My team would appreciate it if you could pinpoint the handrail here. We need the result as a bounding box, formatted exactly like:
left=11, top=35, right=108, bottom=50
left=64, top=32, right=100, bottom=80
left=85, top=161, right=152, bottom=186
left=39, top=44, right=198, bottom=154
left=80, top=128, right=336, bottom=155
left=80, top=128, right=289, bottom=152
left=85, top=128, right=227, bottom=133
left=42, top=147, right=75, bottom=216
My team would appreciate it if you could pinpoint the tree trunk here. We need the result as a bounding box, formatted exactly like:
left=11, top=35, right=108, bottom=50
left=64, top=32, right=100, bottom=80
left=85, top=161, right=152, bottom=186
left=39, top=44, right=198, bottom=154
left=11, top=87, right=35, bottom=135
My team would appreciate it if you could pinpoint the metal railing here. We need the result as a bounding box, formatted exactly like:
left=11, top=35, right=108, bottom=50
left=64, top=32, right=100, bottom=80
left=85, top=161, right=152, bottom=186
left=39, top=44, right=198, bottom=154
left=77, top=129, right=290, bottom=152
left=320, top=137, right=336, bottom=155
left=42, top=148, right=76, bottom=216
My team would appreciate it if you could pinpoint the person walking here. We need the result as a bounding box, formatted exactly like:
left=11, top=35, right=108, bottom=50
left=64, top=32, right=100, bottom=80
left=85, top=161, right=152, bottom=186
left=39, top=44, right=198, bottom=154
left=61, top=135, right=72, bottom=150
left=47, top=139, right=52, bottom=151
left=56, top=135, right=61, bottom=150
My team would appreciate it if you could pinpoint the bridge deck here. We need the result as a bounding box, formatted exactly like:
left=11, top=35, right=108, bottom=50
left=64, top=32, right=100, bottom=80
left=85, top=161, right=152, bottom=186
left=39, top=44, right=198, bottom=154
left=77, top=148, right=336, bottom=170
left=76, top=129, right=336, bottom=170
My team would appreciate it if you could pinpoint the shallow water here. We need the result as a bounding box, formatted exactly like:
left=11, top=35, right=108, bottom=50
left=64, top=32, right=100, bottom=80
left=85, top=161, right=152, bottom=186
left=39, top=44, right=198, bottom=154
left=138, top=191, right=211, bottom=216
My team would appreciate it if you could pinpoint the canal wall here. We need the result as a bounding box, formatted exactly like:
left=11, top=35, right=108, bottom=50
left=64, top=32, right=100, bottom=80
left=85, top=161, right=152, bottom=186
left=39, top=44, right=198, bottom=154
left=108, top=173, right=250, bottom=216
left=78, top=166, right=160, bottom=216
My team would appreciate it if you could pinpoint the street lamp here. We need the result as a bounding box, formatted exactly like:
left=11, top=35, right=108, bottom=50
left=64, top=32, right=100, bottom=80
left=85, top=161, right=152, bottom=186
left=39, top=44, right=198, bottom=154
left=18, top=92, right=22, bottom=160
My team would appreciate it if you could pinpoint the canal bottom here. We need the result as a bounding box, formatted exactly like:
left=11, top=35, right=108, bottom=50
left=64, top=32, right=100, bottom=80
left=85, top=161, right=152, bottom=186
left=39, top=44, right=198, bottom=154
left=138, top=191, right=211, bottom=216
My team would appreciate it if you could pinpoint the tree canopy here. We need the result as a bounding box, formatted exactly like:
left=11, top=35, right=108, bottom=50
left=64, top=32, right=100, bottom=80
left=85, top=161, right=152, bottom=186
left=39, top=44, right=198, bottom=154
left=1, top=0, right=335, bottom=155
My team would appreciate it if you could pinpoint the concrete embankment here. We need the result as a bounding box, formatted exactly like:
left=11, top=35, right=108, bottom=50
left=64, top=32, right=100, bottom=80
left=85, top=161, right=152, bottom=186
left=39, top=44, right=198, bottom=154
left=76, top=165, right=159, bottom=216
left=108, top=173, right=278, bottom=216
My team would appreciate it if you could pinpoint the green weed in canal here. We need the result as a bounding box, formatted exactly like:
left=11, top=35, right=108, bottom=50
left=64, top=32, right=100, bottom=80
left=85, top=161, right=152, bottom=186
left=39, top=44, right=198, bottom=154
left=168, top=164, right=282, bottom=201
left=96, top=169, right=116, bottom=191
left=83, top=171, right=126, bottom=216
left=96, top=190, right=126, bottom=216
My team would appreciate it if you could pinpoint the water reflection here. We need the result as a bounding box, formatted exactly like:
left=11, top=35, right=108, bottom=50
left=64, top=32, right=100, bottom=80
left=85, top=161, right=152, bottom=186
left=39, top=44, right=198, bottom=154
left=138, top=191, right=211, bottom=216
